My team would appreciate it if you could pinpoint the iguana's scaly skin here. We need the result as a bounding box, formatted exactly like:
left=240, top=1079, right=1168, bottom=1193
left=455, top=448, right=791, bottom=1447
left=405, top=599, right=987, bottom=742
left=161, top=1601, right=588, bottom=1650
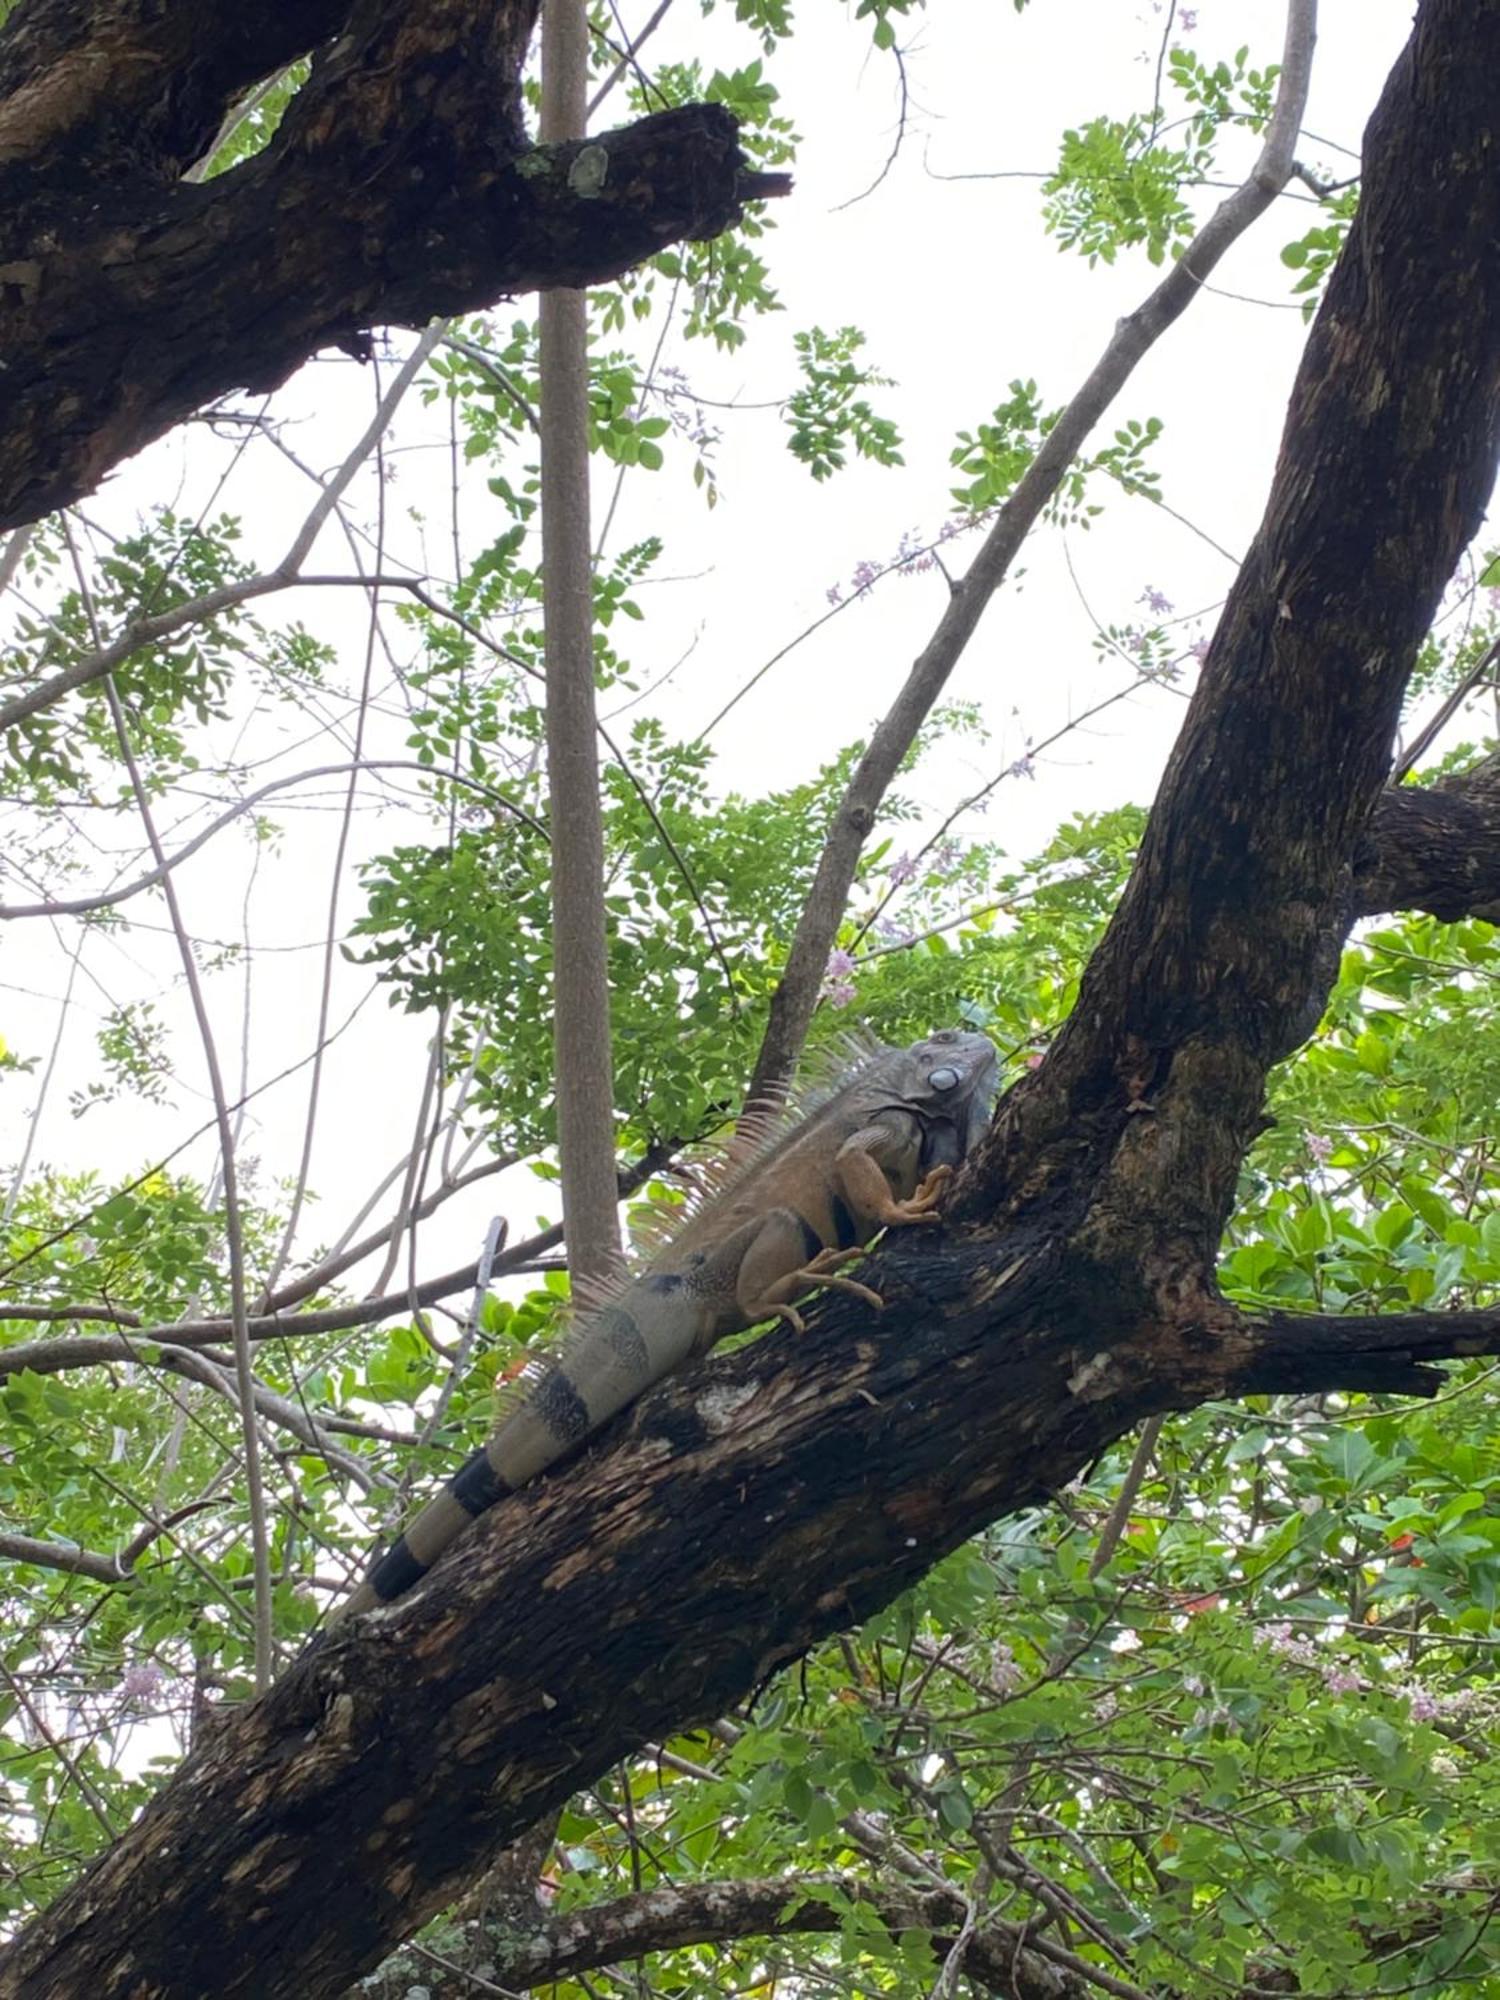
left=336, top=1029, right=998, bottom=1620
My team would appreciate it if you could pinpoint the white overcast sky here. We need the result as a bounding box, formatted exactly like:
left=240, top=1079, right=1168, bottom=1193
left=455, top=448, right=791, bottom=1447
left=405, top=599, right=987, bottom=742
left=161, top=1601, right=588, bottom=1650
left=1, top=0, right=1436, bottom=1284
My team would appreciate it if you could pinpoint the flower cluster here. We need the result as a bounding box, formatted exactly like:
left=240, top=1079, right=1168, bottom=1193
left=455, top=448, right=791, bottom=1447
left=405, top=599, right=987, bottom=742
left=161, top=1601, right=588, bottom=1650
left=821, top=948, right=858, bottom=1008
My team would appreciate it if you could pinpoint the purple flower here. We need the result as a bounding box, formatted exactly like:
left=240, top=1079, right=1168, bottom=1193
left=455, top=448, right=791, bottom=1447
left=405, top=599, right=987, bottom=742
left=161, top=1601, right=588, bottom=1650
left=1406, top=1686, right=1442, bottom=1721
left=120, top=1661, right=165, bottom=1701
left=1322, top=1665, right=1364, bottom=1695
left=1190, top=636, right=1211, bottom=664
left=826, top=583, right=844, bottom=606
left=1140, top=585, right=1173, bottom=615
left=1009, top=753, right=1036, bottom=781
left=822, top=949, right=858, bottom=1008
left=1257, top=1620, right=1318, bottom=1665
left=1180, top=9, right=1197, bottom=28
left=889, top=852, right=919, bottom=886
left=1306, top=1132, right=1333, bottom=1162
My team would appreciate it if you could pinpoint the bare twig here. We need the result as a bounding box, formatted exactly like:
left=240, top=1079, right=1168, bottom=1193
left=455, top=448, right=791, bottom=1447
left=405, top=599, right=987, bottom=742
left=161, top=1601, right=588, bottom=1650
left=588, top=0, right=675, bottom=117
left=257, top=354, right=400, bottom=1305
left=92, top=647, right=275, bottom=1689
left=0, top=759, right=545, bottom=920
left=0, top=326, right=444, bottom=736
left=1090, top=1416, right=1163, bottom=1577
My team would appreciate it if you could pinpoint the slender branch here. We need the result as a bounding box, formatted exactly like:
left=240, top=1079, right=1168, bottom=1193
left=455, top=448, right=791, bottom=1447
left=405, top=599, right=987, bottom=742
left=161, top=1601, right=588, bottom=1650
left=0, top=324, right=441, bottom=736
left=0, top=1302, right=143, bottom=1325
left=1, top=921, right=85, bottom=1224
left=257, top=340, right=436, bottom=1306
left=0, top=760, right=544, bottom=921
left=0, top=1661, right=116, bottom=1839
left=588, top=0, right=676, bottom=117
left=0, top=1529, right=149, bottom=1585
left=369, top=1037, right=445, bottom=1302
left=0, top=995, right=380, bottom=1288
left=95, top=665, right=275, bottom=1688
left=0, top=1499, right=216, bottom=1585
left=538, top=0, right=622, bottom=1290
left=1393, top=635, right=1500, bottom=781
left=260, top=1151, right=516, bottom=1315
left=415, top=1216, right=507, bottom=1452
left=150, top=1343, right=384, bottom=1490
left=0, top=1145, right=681, bottom=1380
left=746, top=0, right=1318, bottom=1107
left=1089, top=1415, right=1162, bottom=1577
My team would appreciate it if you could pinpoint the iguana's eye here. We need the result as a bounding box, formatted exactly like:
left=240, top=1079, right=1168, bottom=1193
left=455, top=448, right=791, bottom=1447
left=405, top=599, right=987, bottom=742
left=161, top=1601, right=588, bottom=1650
left=929, top=1065, right=960, bottom=1091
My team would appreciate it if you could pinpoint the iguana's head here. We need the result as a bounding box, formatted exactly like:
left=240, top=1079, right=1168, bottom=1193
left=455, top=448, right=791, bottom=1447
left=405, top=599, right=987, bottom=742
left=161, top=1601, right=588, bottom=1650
left=906, top=1028, right=1000, bottom=1165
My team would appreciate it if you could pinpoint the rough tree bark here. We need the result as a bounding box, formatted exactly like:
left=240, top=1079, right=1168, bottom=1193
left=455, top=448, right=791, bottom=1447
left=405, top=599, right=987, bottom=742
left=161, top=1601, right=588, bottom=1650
left=0, top=0, right=787, bottom=531
left=3, top=0, right=1500, bottom=1994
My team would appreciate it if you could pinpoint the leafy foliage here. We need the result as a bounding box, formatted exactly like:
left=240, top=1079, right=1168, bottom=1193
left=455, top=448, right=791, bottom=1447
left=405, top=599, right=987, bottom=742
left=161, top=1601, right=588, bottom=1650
left=785, top=327, right=904, bottom=481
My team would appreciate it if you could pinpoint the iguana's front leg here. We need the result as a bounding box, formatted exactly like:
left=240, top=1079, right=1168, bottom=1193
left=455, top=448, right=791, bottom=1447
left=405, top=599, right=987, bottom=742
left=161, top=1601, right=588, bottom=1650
left=834, top=1130, right=954, bottom=1228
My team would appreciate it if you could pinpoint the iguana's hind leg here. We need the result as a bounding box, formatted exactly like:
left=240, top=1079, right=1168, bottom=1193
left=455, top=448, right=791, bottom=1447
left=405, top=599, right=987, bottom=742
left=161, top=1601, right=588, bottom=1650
left=730, top=1214, right=882, bottom=1332
left=742, top=1238, right=886, bottom=1332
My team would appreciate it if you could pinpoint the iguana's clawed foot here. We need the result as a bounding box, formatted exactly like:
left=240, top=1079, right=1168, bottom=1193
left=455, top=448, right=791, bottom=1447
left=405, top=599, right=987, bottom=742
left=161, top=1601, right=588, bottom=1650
left=799, top=1243, right=869, bottom=1279
left=795, top=1244, right=885, bottom=1310
left=882, top=1164, right=954, bottom=1225
left=758, top=1246, right=886, bottom=1332
left=792, top=1267, right=886, bottom=1311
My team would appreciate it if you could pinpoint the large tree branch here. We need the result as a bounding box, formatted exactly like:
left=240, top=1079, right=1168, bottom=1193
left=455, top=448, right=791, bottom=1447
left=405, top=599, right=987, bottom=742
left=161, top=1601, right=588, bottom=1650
left=964, top=0, right=1500, bottom=1253
left=0, top=0, right=788, bottom=529
left=0, top=2, right=347, bottom=175
left=1236, top=1304, right=1500, bottom=1394
left=409, top=1870, right=1101, bottom=2000
left=1355, top=753, right=1500, bottom=921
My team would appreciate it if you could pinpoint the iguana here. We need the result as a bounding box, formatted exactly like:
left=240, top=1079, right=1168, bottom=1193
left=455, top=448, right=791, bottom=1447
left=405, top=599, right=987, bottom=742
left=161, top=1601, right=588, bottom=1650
left=335, top=1028, right=999, bottom=1620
